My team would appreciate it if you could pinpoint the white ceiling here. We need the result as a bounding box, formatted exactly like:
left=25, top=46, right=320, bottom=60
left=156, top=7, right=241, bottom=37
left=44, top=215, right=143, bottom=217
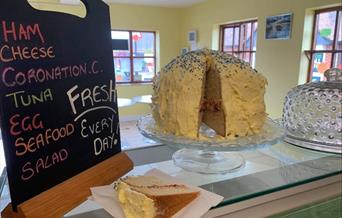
left=104, top=0, right=207, bottom=8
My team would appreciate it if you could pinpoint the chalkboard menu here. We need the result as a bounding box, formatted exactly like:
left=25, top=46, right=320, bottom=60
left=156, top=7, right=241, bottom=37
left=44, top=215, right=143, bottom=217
left=0, top=0, right=121, bottom=209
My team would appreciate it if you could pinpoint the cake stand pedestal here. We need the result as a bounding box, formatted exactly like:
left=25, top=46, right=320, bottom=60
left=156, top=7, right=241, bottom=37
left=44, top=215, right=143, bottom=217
left=138, top=115, right=284, bottom=174
left=173, top=149, right=244, bottom=174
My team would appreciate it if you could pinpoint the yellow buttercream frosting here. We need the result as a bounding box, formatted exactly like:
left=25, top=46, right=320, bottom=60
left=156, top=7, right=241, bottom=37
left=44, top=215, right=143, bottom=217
left=117, top=181, right=156, bottom=218
left=116, top=176, right=200, bottom=218
left=152, top=49, right=267, bottom=139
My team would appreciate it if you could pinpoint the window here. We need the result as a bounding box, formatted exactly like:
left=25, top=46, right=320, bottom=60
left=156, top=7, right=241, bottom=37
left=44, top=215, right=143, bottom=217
left=220, top=20, right=258, bottom=68
left=112, top=30, right=156, bottom=83
left=306, top=7, right=342, bottom=82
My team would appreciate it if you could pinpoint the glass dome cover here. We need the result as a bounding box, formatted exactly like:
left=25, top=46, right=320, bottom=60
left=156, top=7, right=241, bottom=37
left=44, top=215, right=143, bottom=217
left=282, top=68, right=342, bottom=154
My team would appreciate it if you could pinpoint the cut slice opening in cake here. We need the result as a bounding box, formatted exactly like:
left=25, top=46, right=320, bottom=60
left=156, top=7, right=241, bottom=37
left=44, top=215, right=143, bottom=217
left=201, top=58, right=226, bottom=137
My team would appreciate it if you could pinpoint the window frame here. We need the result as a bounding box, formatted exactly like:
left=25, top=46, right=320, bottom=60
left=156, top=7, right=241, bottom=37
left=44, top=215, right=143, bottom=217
left=219, top=19, right=258, bottom=66
left=305, top=6, right=342, bottom=82
left=112, top=30, right=157, bottom=84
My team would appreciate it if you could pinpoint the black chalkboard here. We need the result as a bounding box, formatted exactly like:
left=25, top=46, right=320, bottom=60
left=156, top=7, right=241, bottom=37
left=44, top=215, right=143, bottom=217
left=0, top=0, right=121, bottom=209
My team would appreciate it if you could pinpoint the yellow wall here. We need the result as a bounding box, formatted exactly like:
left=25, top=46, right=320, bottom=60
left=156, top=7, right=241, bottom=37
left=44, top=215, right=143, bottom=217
left=180, top=0, right=341, bottom=118
left=28, top=0, right=341, bottom=118
left=28, top=1, right=182, bottom=118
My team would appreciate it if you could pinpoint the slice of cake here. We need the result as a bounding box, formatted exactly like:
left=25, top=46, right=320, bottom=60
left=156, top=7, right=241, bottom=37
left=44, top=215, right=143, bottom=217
left=152, top=49, right=267, bottom=139
left=116, top=176, right=200, bottom=218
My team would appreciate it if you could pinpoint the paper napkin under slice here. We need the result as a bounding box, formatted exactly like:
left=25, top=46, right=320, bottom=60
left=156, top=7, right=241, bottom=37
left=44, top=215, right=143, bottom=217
left=90, top=168, right=224, bottom=218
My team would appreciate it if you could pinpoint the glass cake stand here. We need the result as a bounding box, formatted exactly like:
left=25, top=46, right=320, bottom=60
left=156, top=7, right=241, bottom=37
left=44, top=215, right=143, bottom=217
left=137, top=115, right=284, bottom=174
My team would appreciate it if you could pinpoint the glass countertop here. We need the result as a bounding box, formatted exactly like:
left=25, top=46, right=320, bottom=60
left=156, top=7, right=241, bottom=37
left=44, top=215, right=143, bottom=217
left=1, top=139, right=341, bottom=217
left=199, top=142, right=341, bottom=208
left=64, top=140, right=341, bottom=217
left=125, top=141, right=341, bottom=209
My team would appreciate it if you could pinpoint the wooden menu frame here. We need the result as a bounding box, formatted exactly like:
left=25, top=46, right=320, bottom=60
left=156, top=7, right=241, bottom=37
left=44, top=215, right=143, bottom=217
left=1, top=152, right=133, bottom=218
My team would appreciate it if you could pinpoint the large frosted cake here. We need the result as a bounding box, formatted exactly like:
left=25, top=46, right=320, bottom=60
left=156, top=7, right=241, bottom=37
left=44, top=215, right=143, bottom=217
left=151, top=49, right=267, bottom=139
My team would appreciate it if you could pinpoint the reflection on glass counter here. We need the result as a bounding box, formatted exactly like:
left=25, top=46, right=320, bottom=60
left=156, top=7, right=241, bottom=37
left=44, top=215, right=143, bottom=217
left=63, top=140, right=341, bottom=217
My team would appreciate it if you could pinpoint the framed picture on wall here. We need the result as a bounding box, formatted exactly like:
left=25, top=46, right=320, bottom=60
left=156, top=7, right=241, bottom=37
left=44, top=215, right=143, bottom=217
left=188, top=30, right=197, bottom=43
left=265, top=13, right=292, bottom=39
